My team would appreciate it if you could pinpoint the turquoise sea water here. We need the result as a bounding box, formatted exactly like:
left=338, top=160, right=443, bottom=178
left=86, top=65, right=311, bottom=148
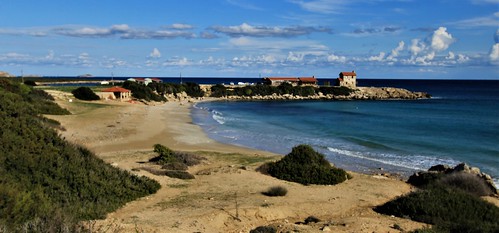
left=191, top=80, right=499, bottom=184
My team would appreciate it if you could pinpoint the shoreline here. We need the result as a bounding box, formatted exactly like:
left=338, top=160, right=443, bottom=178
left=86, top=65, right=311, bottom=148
left=45, top=90, right=429, bottom=232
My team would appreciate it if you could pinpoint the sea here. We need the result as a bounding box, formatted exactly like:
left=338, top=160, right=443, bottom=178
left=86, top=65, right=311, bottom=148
left=189, top=79, right=499, bottom=186
left=41, top=76, right=498, bottom=184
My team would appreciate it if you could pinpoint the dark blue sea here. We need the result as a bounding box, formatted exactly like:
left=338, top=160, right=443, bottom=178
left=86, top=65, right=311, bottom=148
left=191, top=79, right=499, bottom=185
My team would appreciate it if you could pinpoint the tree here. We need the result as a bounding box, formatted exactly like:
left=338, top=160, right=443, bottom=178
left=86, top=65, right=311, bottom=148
left=71, top=87, right=100, bottom=100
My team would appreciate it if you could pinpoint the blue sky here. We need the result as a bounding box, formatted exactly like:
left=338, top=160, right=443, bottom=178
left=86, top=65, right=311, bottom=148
left=0, top=0, right=498, bottom=79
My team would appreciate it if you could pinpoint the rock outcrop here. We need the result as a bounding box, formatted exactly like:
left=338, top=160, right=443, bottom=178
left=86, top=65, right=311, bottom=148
left=216, top=87, right=430, bottom=101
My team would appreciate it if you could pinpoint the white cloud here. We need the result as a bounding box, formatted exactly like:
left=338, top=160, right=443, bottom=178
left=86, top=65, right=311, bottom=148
left=415, top=51, right=435, bottom=64
left=326, top=53, right=347, bottom=63
left=211, top=23, right=331, bottom=37
left=52, top=24, right=196, bottom=39
left=431, top=27, right=454, bottom=51
left=368, top=52, right=386, bottom=61
left=149, top=48, right=161, bottom=58
left=490, top=43, right=499, bottom=62
left=168, top=23, right=194, bottom=30
left=409, top=39, right=426, bottom=56
left=444, top=51, right=470, bottom=64
left=387, top=41, right=405, bottom=60
left=287, top=52, right=305, bottom=62
left=111, top=24, right=130, bottom=32
left=446, top=51, right=455, bottom=60
left=163, top=57, right=192, bottom=66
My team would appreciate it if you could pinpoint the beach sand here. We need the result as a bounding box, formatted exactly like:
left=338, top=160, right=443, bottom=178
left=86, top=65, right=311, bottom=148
left=46, top=90, right=426, bottom=232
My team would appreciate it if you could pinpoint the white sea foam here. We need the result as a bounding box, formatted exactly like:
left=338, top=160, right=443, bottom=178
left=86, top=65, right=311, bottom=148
left=327, top=147, right=457, bottom=171
left=211, top=110, right=225, bottom=125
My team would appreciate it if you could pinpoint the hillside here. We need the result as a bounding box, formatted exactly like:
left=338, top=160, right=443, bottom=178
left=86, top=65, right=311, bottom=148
left=0, top=78, right=160, bottom=231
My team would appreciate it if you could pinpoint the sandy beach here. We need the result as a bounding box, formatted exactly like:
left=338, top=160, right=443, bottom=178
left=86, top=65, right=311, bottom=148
left=46, top=90, right=427, bottom=232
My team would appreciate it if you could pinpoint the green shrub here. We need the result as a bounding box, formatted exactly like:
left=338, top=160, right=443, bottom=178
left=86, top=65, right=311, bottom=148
left=122, top=81, right=165, bottom=101
left=374, top=186, right=499, bottom=233
left=250, top=225, right=277, bottom=233
left=161, top=162, right=188, bottom=171
left=150, top=144, right=176, bottom=164
left=436, top=172, right=494, bottom=197
left=164, top=170, right=195, bottom=179
left=0, top=79, right=160, bottom=230
left=150, top=144, right=205, bottom=167
left=262, top=186, right=288, bottom=197
left=183, top=82, right=204, bottom=97
left=71, top=87, right=100, bottom=100
left=407, top=172, right=444, bottom=187
left=210, top=84, right=227, bottom=97
left=319, top=86, right=353, bottom=96
left=262, top=145, right=350, bottom=185
left=24, top=80, right=37, bottom=86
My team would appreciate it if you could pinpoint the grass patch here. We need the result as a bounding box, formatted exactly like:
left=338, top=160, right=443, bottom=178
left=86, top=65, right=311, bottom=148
left=167, top=183, right=189, bottom=189
left=196, top=151, right=277, bottom=166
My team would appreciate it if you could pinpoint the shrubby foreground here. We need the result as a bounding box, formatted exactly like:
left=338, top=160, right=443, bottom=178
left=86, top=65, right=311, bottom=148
left=0, top=78, right=160, bottom=232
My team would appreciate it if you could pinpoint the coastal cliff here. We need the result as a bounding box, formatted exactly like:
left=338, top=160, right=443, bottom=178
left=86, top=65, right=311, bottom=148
left=203, top=86, right=430, bottom=101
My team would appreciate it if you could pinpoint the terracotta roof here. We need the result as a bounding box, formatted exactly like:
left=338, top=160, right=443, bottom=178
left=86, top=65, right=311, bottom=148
left=299, top=77, right=317, bottom=83
left=340, top=72, right=356, bottom=76
left=102, top=86, right=131, bottom=93
left=265, top=77, right=300, bottom=81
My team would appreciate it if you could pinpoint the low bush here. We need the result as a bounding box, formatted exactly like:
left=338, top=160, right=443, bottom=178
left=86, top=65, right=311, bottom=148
left=24, top=80, right=37, bottom=86
left=164, top=170, right=195, bottom=180
left=262, top=186, right=288, bottom=197
left=303, top=216, right=321, bottom=224
left=148, top=144, right=205, bottom=179
left=174, top=151, right=205, bottom=166
left=150, top=144, right=176, bottom=164
left=210, top=84, right=227, bottom=97
left=436, top=172, right=494, bottom=197
left=161, top=162, right=188, bottom=171
left=261, top=145, right=350, bottom=185
left=407, top=172, right=444, bottom=187
left=319, top=86, right=353, bottom=96
left=149, top=144, right=205, bottom=167
left=122, top=81, right=165, bottom=101
left=250, top=225, right=277, bottom=233
left=374, top=186, right=499, bottom=233
left=71, top=87, right=100, bottom=101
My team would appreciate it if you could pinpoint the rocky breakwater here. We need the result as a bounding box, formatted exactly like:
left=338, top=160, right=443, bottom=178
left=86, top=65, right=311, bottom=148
left=220, top=87, right=430, bottom=101
left=351, top=87, right=430, bottom=100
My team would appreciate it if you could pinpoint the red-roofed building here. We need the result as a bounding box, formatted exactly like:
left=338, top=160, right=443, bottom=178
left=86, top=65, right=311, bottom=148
left=99, top=86, right=132, bottom=101
left=337, top=71, right=357, bottom=88
left=263, top=76, right=317, bottom=86
left=298, top=77, right=318, bottom=85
